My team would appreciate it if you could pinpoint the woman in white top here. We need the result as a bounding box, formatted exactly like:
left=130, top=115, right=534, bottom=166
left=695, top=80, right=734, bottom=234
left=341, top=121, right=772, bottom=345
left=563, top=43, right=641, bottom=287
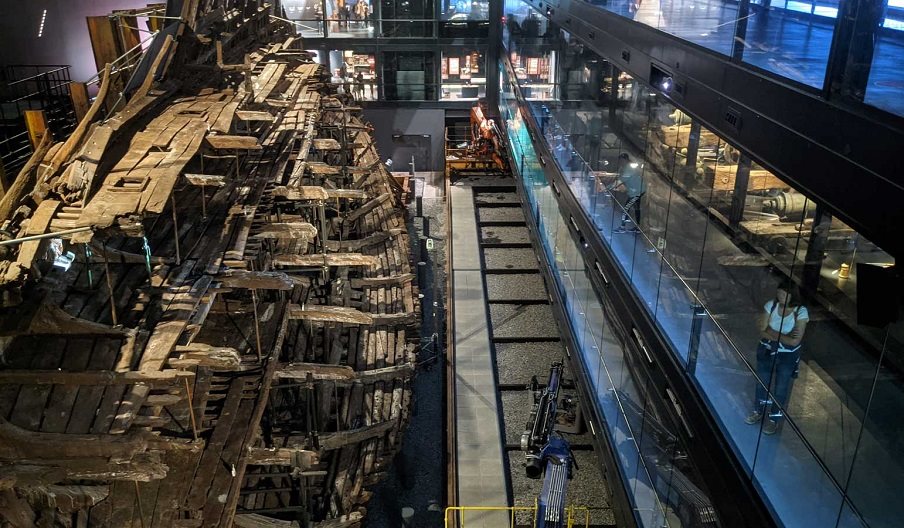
left=745, top=280, right=809, bottom=434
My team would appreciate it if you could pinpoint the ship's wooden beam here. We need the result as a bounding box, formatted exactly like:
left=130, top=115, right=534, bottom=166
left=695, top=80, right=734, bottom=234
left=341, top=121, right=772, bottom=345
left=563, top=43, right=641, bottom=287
left=371, top=312, right=418, bottom=326
left=324, top=228, right=402, bottom=252
left=251, top=222, right=317, bottom=240
left=0, top=418, right=151, bottom=460
left=18, top=485, right=109, bottom=513
left=245, top=447, right=319, bottom=469
left=312, top=138, right=341, bottom=150
left=205, top=135, right=262, bottom=150
left=184, top=173, right=227, bottom=187
left=306, top=162, right=340, bottom=175
left=286, top=305, right=373, bottom=325
left=0, top=303, right=127, bottom=337
left=235, top=110, right=275, bottom=122
left=275, top=362, right=414, bottom=385
left=317, top=421, right=394, bottom=450
left=272, top=186, right=368, bottom=201
left=169, top=343, right=242, bottom=370
left=349, top=273, right=414, bottom=289
left=273, top=253, right=377, bottom=268
left=7, top=457, right=168, bottom=482
left=0, top=369, right=194, bottom=386
left=345, top=192, right=391, bottom=223
left=218, top=270, right=302, bottom=290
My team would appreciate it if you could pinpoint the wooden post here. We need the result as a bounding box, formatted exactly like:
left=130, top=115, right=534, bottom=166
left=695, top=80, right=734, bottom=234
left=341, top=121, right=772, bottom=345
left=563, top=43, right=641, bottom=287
left=102, top=242, right=118, bottom=326
left=23, top=110, right=48, bottom=149
left=171, top=195, right=181, bottom=265
left=86, top=16, right=124, bottom=114
left=69, top=82, right=91, bottom=123
left=183, top=376, right=199, bottom=441
left=251, top=289, right=264, bottom=362
left=199, top=155, right=207, bottom=218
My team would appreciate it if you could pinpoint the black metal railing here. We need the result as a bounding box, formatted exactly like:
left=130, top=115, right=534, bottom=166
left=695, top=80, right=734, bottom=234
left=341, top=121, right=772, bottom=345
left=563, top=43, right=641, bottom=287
left=0, top=65, right=78, bottom=175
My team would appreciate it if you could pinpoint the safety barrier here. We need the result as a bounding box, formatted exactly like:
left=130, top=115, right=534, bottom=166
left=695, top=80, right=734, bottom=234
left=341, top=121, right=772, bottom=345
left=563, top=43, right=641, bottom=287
left=444, top=504, right=590, bottom=528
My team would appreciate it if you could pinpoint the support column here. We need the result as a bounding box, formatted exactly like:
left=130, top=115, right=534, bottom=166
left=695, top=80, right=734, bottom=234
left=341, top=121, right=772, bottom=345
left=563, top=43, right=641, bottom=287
left=23, top=110, right=48, bottom=149
left=732, top=0, right=752, bottom=61
left=825, top=0, right=886, bottom=102
left=685, top=121, right=701, bottom=168
left=802, top=205, right=832, bottom=294
left=486, top=0, right=503, bottom=111
left=729, top=155, right=752, bottom=227
left=69, top=82, right=91, bottom=123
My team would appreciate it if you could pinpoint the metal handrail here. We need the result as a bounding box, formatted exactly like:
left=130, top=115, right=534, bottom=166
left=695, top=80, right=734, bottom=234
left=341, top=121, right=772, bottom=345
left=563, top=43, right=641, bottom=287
left=443, top=504, right=590, bottom=528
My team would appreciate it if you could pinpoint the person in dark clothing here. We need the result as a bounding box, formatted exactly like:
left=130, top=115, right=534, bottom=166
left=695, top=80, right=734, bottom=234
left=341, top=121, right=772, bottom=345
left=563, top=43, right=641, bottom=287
left=610, top=153, right=645, bottom=233
left=354, top=72, right=365, bottom=99
left=340, top=4, right=351, bottom=29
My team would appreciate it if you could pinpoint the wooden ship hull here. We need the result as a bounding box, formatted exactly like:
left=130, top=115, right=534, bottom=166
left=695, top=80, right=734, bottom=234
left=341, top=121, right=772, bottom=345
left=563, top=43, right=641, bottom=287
left=0, top=2, right=418, bottom=527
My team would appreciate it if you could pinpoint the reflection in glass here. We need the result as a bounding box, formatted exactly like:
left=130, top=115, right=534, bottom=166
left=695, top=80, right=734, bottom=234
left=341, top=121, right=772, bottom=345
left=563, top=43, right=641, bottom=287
left=440, top=0, right=489, bottom=20
left=315, top=50, right=378, bottom=100
left=325, top=0, right=375, bottom=37
left=503, top=9, right=903, bottom=525
left=283, top=0, right=326, bottom=37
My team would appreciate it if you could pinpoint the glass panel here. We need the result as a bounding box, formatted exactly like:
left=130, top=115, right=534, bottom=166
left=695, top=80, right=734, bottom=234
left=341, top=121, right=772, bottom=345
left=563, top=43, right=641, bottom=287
left=441, top=50, right=487, bottom=100
left=739, top=2, right=836, bottom=87
left=864, top=33, right=904, bottom=117
left=381, top=0, right=435, bottom=37
left=325, top=0, right=374, bottom=37
left=841, top=322, right=904, bottom=528
left=504, top=8, right=904, bottom=528
left=284, top=0, right=326, bottom=37
left=318, top=50, right=378, bottom=100
left=440, top=0, right=489, bottom=20
left=501, top=54, right=715, bottom=524
left=382, top=52, right=436, bottom=100
left=574, top=0, right=838, bottom=88
left=750, top=418, right=845, bottom=527
left=836, top=500, right=868, bottom=528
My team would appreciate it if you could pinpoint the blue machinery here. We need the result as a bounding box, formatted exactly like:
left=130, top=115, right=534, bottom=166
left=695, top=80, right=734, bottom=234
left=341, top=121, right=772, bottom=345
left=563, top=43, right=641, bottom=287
left=521, top=363, right=577, bottom=528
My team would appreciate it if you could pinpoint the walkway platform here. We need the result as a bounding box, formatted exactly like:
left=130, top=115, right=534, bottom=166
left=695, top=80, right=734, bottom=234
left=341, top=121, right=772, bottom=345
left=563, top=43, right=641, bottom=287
left=449, top=181, right=510, bottom=527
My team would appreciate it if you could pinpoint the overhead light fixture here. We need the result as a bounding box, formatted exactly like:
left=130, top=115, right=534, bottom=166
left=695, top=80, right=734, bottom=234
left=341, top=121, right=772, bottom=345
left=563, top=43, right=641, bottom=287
left=661, top=76, right=673, bottom=92
left=38, top=9, right=47, bottom=38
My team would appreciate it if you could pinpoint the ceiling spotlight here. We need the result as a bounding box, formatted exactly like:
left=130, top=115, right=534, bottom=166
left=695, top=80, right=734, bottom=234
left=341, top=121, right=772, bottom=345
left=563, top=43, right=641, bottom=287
left=661, top=76, right=673, bottom=93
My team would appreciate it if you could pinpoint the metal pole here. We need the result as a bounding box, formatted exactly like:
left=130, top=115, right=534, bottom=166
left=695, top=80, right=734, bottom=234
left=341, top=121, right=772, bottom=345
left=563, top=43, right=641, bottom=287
left=133, top=481, right=147, bottom=528
left=687, top=304, right=706, bottom=375
left=251, top=263, right=264, bottom=362
left=201, top=184, right=207, bottom=218
left=102, top=242, right=119, bottom=326
left=0, top=226, right=92, bottom=246
left=171, top=195, right=181, bottom=265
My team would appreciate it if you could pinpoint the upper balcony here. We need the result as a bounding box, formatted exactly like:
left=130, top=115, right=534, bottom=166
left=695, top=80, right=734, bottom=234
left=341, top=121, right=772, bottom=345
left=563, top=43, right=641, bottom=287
left=505, top=0, right=904, bottom=261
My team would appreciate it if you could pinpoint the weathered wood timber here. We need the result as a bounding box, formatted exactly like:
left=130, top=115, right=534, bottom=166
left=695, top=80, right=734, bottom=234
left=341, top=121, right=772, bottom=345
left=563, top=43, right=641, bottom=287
left=0, top=3, right=418, bottom=527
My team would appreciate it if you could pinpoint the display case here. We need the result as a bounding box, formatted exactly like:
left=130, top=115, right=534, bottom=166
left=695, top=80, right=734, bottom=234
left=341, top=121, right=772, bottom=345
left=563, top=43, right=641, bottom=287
left=441, top=50, right=486, bottom=99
